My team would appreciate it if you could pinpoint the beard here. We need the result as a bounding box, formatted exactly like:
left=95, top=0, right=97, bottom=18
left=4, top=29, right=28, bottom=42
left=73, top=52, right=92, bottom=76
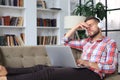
left=89, top=28, right=100, bottom=38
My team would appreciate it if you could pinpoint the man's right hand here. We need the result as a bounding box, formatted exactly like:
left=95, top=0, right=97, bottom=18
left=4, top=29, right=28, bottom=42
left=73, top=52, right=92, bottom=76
left=64, top=22, right=89, bottom=38
left=0, top=65, right=8, bottom=76
left=73, top=22, right=89, bottom=31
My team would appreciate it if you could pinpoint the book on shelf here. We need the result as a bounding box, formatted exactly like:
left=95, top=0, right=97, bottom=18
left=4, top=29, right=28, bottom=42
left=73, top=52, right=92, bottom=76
left=19, top=0, right=24, bottom=7
left=0, top=17, right=4, bottom=25
left=20, top=33, right=25, bottom=42
left=0, top=0, right=5, bottom=5
left=37, top=35, right=57, bottom=45
left=2, top=16, right=11, bottom=26
left=0, top=0, right=24, bottom=7
left=10, top=17, right=18, bottom=26
left=37, top=18, right=57, bottom=27
left=17, top=17, right=23, bottom=26
left=51, top=19, right=56, bottom=27
left=13, top=0, right=18, bottom=6
left=0, top=36, right=7, bottom=46
left=15, top=35, right=24, bottom=46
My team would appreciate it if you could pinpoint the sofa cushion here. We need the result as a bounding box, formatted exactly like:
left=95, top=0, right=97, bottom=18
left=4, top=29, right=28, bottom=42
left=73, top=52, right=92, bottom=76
left=0, top=46, right=51, bottom=68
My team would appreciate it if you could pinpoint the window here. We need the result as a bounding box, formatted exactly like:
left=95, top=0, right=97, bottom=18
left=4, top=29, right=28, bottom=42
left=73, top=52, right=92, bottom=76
left=95, top=0, right=120, bottom=51
left=79, top=0, right=120, bottom=51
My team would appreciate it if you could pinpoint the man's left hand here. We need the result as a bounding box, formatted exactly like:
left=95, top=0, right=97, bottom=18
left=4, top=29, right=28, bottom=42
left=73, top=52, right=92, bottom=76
left=77, top=59, right=100, bottom=70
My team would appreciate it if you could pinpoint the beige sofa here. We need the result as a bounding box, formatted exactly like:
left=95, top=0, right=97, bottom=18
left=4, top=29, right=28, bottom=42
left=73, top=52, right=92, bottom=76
left=0, top=45, right=119, bottom=80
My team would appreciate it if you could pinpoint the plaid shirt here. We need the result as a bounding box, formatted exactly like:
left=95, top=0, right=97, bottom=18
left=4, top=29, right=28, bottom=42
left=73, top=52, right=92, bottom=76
left=63, top=36, right=118, bottom=78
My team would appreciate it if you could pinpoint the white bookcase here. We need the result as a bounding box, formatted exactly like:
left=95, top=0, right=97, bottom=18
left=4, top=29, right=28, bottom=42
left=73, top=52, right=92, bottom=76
left=0, top=0, right=69, bottom=46
left=0, top=0, right=36, bottom=46
left=37, top=0, right=69, bottom=45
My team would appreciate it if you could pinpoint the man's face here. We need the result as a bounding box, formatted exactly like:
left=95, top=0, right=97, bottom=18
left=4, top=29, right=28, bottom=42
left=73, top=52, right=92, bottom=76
left=85, top=19, right=100, bottom=38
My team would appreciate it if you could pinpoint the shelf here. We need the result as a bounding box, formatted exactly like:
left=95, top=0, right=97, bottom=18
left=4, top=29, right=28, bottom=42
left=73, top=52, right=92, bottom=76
left=37, top=8, right=61, bottom=12
left=0, top=5, right=25, bottom=10
left=0, top=26, right=25, bottom=29
left=37, top=27, right=59, bottom=29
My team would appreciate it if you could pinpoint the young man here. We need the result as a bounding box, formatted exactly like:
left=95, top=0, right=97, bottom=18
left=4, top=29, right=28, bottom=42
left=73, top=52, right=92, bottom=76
left=63, top=16, right=118, bottom=79
left=0, top=17, right=118, bottom=80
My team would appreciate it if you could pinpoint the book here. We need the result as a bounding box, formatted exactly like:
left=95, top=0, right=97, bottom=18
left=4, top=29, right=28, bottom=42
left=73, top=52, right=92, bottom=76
left=16, top=36, right=24, bottom=46
left=51, top=19, right=56, bottom=27
left=17, top=17, right=23, bottom=26
left=14, top=35, right=21, bottom=45
left=3, top=16, right=11, bottom=26
left=10, top=17, right=18, bottom=26
left=1, top=0, right=5, bottom=5
left=37, top=18, right=40, bottom=26
left=39, top=18, right=43, bottom=26
left=20, top=33, right=25, bottom=43
left=0, top=36, right=7, bottom=46
left=19, top=0, right=24, bottom=7
left=0, top=17, right=3, bottom=25
left=12, top=35, right=18, bottom=46
left=5, top=34, right=10, bottom=46
left=43, top=19, right=47, bottom=27
left=13, top=0, right=18, bottom=6
left=9, top=35, right=14, bottom=46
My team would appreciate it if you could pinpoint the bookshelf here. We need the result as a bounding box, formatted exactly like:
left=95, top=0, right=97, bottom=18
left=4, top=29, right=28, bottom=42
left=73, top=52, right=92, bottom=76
left=0, top=0, right=69, bottom=46
left=0, top=0, right=25, bottom=46
left=37, top=0, right=66, bottom=45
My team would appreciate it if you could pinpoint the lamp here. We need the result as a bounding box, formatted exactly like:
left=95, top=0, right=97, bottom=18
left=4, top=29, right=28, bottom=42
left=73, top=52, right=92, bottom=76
left=64, top=16, right=86, bottom=29
left=64, top=16, right=86, bottom=39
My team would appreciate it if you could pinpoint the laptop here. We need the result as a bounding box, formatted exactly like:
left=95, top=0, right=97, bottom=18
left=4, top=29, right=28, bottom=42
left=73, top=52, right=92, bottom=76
left=45, top=45, right=86, bottom=68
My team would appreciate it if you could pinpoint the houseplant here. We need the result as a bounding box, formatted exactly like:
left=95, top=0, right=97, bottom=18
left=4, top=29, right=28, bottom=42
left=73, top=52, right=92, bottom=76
left=72, top=0, right=106, bottom=20
left=72, top=0, right=106, bottom=39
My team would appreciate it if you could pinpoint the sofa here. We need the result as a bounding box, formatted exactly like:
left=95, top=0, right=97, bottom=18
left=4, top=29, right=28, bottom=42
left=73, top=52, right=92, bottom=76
left=0, top=45, right=120, bottom=80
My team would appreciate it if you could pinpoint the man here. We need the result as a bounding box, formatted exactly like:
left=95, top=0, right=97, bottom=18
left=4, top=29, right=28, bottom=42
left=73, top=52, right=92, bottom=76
left=0, top=16, right=118, bottom=80
left=63, top=16, right=118, bottom=80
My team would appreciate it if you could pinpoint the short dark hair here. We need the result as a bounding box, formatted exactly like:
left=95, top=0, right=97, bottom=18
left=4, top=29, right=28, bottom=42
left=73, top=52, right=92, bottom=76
left=84, top=16, right=100, bottom=23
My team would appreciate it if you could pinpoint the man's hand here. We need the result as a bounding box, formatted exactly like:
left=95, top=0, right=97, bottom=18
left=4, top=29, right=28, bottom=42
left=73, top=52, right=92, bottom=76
left=0, top=65, right=8, bottom=76
left=77, top=59, right=89, bottom=67
left=77, top=59, right=100, bottom=70
left=73, top=22, right=89, bottom=30
left=64, top=22, right=89, bottom=38
left=89, top=62, right=100, bottom=70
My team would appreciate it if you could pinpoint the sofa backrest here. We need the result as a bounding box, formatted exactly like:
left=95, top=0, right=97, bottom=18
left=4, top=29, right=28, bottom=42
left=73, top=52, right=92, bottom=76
left=0, top=46, right=82, bottom=68
left=0, top=46, right=51, bottom=68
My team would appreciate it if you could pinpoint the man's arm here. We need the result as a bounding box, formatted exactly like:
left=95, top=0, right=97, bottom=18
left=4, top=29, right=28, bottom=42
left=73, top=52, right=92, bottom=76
left=97, top=41, right=118, bottom=74
left=77, top=41, right=118, bottom=74
left=64, top=22, right=89, bottom=38
left=77, top=59, right=100, bottom=70
left=63, top=22, right=89, bottom=49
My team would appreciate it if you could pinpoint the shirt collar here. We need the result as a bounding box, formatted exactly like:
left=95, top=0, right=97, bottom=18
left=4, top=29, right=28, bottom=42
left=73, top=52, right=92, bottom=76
left=87, top=36, right=105, bottom=43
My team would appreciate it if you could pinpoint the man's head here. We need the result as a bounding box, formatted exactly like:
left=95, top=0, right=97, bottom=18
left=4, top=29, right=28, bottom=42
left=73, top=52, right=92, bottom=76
left=84, top=16, right=103, bottom=38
